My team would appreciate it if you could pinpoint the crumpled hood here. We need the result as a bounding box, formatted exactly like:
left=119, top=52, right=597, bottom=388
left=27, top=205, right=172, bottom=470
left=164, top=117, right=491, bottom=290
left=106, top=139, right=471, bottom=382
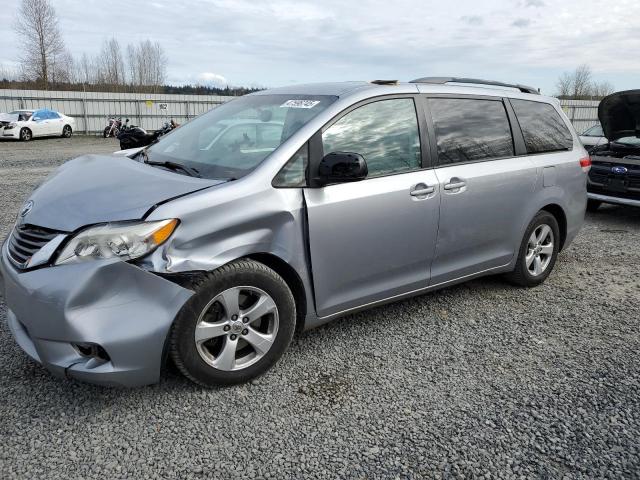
left=598, top=90, right=640, bottom=141
left=20, top=154, right=223, bottom=231
left=0, top=113, right=18, bottom=123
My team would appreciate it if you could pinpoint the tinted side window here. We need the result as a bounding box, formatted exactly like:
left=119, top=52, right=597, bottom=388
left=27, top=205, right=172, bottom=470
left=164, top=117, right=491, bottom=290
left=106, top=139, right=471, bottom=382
left=511, top=99, right=573, bottom=154
left=48, top=111, right=60, bottom=119
left=429, top=98, right=514, bottom=165
left=322, top=98, right=421, bottom=177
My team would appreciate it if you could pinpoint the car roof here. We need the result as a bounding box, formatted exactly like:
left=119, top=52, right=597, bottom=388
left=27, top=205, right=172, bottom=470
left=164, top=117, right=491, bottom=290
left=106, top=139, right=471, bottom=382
left=252, top=80, right=555, bottom=103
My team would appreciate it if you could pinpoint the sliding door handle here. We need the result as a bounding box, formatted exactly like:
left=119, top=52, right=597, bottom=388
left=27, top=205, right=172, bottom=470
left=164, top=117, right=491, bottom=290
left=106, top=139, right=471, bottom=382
left=443, top=180, right=466, bottom=191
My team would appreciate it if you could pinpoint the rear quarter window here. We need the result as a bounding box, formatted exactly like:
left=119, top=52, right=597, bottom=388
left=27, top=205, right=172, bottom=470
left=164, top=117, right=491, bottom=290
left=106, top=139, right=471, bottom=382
left=429, top=97, right=514, bottom=165
left=511, top=99, right=573, bottom=154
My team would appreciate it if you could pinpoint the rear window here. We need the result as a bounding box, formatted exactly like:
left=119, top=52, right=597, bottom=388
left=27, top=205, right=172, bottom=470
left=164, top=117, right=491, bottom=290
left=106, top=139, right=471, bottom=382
left=429, top=98, right=514, bottom=165
left=511, top=99, right=573, bottom=154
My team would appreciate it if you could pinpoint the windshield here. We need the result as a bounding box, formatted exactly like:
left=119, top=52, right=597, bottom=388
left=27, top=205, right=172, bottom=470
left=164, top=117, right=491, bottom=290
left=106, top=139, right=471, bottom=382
left=9, top=111, right=32, bottom=121
left=616, top=136, right=640, bottom=146
left=146, top=94, right=337, bottom=180
left=583, top=125, right=603, bottom=137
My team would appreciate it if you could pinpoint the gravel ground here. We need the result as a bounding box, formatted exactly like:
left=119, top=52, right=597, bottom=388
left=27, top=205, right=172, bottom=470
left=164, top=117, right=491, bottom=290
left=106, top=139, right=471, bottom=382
left=0, top=137, right=639, bottom=479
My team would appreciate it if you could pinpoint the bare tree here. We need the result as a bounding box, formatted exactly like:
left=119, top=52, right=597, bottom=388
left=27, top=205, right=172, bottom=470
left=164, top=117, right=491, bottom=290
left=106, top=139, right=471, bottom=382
left=96, top=37, right=126, bottom=88
left=14, top=0, right=67, bottom=88
left=571, top=64, right=593, bottom=99
left=592, top=80, right=615, bottom=98
left=50, top=50, right=74, bottom=83
left=127, top=40, right=167, bottom=91
left=75, top=52, right=94, bottom=84
left=556, top=64, right=615, bottom=100
left=556, top=72, right=573, bottom=98
left=0, top=64, right=20, bottom=81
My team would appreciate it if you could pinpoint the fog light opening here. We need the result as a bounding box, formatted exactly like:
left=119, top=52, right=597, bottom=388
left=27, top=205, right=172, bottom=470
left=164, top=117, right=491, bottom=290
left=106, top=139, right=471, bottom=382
left=73, top=342, right=111, bottom=362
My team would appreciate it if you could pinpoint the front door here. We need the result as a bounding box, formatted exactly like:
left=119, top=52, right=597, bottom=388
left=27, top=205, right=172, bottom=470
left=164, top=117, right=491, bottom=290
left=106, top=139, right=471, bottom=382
left=304, top=98, right=440, bottom=318
left=29, top=110, right=48, bottom=137
left=425, top=96, right=537, bottom=284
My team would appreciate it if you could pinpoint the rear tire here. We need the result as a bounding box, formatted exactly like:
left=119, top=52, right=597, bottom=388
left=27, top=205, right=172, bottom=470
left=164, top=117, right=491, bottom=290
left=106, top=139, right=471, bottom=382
left=62, top=125, right=72, bottom=138
left=169, top=259, right=296, bottom=387
left=505, top=211, right=560, bottom=287
left=20, top=128, right=32, bottom=141
left=586, top=199, right=601, bottom=212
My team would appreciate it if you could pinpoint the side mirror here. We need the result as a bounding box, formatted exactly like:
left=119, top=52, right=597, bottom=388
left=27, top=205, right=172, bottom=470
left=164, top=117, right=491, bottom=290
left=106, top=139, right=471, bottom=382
left=317, top=152, right=368, bottom=186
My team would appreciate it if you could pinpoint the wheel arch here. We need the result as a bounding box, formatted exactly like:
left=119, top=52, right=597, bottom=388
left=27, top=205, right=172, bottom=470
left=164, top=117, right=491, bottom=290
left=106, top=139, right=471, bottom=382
left=540, top=203, right=567, bottom=250
left=244, top=252, right=307, bottom=333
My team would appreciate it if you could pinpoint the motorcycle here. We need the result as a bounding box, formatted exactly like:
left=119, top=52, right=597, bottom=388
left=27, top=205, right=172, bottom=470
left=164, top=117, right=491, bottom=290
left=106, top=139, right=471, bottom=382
left=117, top=120, right=176, bottom=150
left=103, top=117, right=122, bottom=138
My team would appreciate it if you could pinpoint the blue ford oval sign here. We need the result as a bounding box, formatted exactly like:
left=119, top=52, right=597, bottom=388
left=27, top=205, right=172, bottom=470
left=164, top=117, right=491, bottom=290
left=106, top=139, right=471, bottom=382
left=611, top=166, right=628, bottom=174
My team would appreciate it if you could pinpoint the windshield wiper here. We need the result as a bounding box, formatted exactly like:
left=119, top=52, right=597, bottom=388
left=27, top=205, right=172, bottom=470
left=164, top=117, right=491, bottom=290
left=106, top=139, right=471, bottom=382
left=138, top=150, right=201, bottom=178
left=146, top=160, right=202, bottom=178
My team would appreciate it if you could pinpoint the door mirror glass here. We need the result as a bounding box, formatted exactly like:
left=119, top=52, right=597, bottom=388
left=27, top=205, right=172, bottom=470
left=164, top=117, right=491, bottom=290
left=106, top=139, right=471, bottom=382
left=318, top=152, right=367, bottom=185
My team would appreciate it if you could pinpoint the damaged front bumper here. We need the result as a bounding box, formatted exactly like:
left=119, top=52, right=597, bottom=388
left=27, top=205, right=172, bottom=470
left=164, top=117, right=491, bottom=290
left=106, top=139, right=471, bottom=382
left=0, top=241, right=193, bottom=387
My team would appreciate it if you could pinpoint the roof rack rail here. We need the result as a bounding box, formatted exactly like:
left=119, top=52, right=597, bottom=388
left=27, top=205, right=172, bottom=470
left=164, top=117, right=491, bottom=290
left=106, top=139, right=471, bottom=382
left=370, top=79, right=398, bottom=85
left=409, top=77, right=540, bottom=95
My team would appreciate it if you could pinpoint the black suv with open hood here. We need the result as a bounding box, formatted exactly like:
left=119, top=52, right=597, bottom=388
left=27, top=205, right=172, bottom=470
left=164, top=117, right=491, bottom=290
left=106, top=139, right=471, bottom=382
left=587, top=90, right=640, bottom=210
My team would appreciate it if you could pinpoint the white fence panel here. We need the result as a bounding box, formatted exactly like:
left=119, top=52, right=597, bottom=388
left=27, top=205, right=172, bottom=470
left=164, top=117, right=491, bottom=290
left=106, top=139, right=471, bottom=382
left=559, top=99, right=599, bottom=135
left=0, top=89, right=235, bottom=134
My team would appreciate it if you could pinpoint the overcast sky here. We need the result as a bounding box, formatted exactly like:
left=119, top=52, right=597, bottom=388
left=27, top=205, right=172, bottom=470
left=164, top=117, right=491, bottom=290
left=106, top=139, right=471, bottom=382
left=1, top=0, right=639, bottom=94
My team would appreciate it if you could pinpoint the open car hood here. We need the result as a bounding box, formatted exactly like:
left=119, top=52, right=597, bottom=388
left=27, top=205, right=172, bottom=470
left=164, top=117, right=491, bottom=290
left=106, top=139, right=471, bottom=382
left=598, top=90, right=640, bottom=141
left=20, top=154, right=224, bottom=231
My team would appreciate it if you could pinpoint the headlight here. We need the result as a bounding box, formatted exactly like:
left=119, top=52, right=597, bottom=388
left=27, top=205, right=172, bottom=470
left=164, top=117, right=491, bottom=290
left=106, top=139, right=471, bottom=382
left=7, top=122, right=16, bottom=129
left=55, top=219, right=178, bottom=265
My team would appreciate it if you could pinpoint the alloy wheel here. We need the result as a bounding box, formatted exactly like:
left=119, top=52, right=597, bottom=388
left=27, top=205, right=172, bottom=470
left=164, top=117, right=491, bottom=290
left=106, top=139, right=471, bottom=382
left=194, top=286, right=279, bottom=371
left=526, top=224, right=554, bottom=276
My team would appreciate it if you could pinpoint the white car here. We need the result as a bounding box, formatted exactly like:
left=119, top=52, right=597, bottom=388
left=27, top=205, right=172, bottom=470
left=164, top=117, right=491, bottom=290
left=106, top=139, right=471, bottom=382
left=0, top=109, right=75, bottom=141
left=579, top=124, right=607, bottom=150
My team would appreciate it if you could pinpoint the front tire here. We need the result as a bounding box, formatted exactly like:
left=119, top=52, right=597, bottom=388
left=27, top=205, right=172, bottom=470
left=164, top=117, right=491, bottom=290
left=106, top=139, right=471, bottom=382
left=62, top=125, right=72, bottom=138
left=169, top=259, right=296, bottom=386
left=505, top=211, right=560, bottom=287
left=20, top=128, right=32, bottom=141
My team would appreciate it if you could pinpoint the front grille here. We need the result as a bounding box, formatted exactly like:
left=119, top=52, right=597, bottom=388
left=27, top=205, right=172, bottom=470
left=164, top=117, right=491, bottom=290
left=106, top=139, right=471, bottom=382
left=7, top=225, right=63, bottom=269
left=588, top=160, right=640, bottom=200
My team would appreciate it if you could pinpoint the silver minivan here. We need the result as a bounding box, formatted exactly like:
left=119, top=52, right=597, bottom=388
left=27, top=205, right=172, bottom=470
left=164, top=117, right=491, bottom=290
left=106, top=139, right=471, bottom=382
left=0, top=78, right=589, bottom=387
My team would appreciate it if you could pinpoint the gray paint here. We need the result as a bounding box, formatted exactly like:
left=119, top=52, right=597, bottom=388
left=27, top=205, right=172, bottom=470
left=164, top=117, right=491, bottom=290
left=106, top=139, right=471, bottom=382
left=1, top=242, right=193, bottom=387
left=23, top=154, right=223, bottom=231
left=1, top=80, right=587, bottom=386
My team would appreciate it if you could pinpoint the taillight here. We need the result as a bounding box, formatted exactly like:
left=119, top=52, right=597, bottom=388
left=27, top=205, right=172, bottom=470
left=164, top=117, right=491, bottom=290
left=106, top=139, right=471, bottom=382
left=579, top=156, right=592, bottom=173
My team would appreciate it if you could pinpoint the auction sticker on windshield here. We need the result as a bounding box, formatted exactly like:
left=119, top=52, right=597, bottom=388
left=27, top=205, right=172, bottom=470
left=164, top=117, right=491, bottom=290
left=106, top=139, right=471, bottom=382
left=280, top=100, right=321, bottom=109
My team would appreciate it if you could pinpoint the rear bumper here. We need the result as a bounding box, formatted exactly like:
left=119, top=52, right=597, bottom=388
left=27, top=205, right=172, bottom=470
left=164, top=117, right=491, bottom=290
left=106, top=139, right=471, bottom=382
left=0, top=241, right=193, bottom=387
left=588, top=192, right=640, bottom=208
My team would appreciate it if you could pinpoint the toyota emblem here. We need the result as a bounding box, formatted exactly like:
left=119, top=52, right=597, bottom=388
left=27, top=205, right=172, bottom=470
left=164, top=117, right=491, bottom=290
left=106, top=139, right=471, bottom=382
left=20, top=200, right=34, bottom=218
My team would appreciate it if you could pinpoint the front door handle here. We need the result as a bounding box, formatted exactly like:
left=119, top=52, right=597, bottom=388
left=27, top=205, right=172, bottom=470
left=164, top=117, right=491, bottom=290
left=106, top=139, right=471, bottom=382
left=410, top=186, right=435, bottom=196
left=443, top=179, right=467, bottom=191
left=410, top=184, right=435, bottom=197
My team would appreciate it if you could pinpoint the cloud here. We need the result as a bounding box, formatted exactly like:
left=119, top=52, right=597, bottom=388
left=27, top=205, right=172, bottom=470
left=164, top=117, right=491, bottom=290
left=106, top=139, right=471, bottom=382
left=460, top=15, right=483, bottom=26
left=2, top=0, right=639, bottom=94
left=196, top=72, right=228, bottom=87
left=512, top=18, right=531, bottom=28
